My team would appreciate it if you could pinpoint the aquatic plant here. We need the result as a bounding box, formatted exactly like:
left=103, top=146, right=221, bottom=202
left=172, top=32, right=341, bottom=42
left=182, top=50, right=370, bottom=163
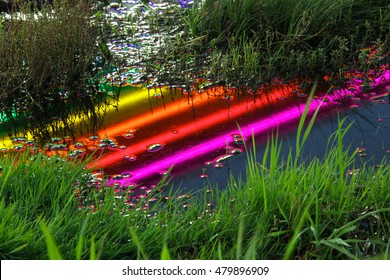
left=0, top=0, right=118, bottom=143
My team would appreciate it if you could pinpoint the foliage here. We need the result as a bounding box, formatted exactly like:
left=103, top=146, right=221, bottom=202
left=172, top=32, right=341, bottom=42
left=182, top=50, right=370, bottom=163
left=0, top=0, right=116, bottom=143
left=148, top=0, right=390, bottom=90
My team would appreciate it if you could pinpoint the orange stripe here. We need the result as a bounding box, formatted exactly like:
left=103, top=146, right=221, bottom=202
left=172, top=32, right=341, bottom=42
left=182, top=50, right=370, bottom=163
left=91, top=86, right=294, bottom=168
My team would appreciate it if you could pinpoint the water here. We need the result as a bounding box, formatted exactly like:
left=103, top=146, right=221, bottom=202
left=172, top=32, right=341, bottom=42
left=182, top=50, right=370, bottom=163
left=172, top=99, right=390, bottom=193
left=96, top=1, right=390, bottom=195
left=86, top=71, right=389, bottom=195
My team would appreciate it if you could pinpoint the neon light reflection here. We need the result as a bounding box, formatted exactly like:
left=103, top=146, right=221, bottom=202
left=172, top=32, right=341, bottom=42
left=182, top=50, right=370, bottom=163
left=108, top=69, right=390, bottom=185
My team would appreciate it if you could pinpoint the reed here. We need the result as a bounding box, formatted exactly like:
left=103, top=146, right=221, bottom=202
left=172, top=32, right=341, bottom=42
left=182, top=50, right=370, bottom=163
left=158, top=0, right=390, bottom=90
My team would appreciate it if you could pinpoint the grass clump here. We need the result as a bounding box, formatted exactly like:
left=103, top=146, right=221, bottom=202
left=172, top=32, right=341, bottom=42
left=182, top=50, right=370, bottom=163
left=0, top=0, right=118, bottom=143
left=150, top=0, right=390, bottom=90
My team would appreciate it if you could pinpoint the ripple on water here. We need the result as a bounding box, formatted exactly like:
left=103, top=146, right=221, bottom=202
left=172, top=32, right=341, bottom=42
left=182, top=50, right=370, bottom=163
left=213, top=154, right=233, bottom=163
left=88, top=145, right=98, bottom=151
left=232, top=134, right=245, bottom=144
left=25, top=140, right=36, bottom=147
left=228, top=147, right=244, bottom=155
left=121, top=171, right=133, bottom=178
left=112, top=174, right=124, bottom=180
left=123, top=133, right=134, bottom=139
left=213, top=162, right=224, bottom=168
left=89, top=135, right=99, bottom=141
left=68, top=149, right=86, bottom=158
left=13, top=145, right=26, bottom=152
left=147, top=143, right=164, bottom=152
left=74, top=142, right=85, bottom=148
left=51, top=137, right=63, bottom=144
left=12, top=137, right=27, bottom=144
left=124, top=155, right=137, bottom=161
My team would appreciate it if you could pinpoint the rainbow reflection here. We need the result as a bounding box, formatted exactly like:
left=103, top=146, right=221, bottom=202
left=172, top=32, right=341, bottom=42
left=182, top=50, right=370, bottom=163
left=91, top=85, right=296, bottom=168
left=108, top=99, right=328, bottom=185
left=104, top=69, right=390, bottom=185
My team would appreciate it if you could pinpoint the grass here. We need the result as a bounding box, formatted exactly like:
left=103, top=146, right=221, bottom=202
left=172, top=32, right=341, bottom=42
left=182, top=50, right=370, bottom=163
left=0, top=0, right=120, bottom=143
left=1, top=87, right=389, bottom=260
left=145, top=0, right=390, bottom=91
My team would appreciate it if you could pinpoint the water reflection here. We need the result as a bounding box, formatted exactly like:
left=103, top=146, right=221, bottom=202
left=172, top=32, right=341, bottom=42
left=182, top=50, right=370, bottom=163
left=93, top=70, right=390, bottom=192
left=1, top=69, right=389, bottom=196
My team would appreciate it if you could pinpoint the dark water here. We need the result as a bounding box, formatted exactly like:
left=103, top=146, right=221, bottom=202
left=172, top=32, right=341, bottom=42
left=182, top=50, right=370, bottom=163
left=171, top=100, right=390, bottom=193
left=95, top=82, right=389, bottom=195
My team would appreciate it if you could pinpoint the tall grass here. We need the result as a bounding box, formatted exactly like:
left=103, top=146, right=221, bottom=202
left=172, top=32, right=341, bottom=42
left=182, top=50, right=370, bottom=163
left=1, top=91, right=389, bottom=259
left=189, top=0, right=390, bottom=48
left=0, top=0, right=118, bottom=142
left=159, top=0, right=390, bottom=90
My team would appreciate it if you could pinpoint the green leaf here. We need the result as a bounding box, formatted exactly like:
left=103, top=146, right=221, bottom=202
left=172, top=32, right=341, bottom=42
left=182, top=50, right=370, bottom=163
left=244, top=229, right=259, bottom=260
left=90, top=236, right=96, bottom=260
left=217, top=241, right=223, bottom=260
left=129, top=227, right=148, bottom=260
left=75, top=217, right=89, bottom=260
left=329, top=209, right=390, bottom=240
left=267, top=230, right=290, bottom=238
left=236, top=215, right=245, bottom=259
left=9, top=244, right=29, bottom=254
left=160, top=243, right=171, bottom=260
left=320, top=240, right=357, bottom=260
left=326, top=238, right=351, bottom=247
left=40, top=221, right=63, bottom=260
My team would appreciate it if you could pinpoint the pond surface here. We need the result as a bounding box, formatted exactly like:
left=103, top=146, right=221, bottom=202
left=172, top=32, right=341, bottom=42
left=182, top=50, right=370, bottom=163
left=172, top=95, right=390, bottom=193
left=79, top=69, right=390, bottom=195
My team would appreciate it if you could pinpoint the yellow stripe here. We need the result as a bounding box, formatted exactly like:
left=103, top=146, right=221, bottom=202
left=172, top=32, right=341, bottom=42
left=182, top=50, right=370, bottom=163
left=0, top=85, right=169, bottom=148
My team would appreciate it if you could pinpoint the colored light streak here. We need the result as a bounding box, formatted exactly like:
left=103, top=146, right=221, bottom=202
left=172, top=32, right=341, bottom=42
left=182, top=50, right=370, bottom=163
left=108, top=69, right=390, bottom=184
left=52, top=86, right=155, bottom=131
left=91, top=86, right=293, bottom=168
left=0, top=86, right=149, bottom=147
left=1, top=131, right=34, bottom=148
left=110, top=99, right=329, bottom=184
left=97, top=86, right=232, bottom=138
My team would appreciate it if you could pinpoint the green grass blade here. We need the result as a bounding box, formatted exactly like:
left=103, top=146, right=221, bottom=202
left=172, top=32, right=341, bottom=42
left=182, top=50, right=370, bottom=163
left=161, top=243, right=171, bottom=260
left=236, top=215, right=245, bottom=260
left=283, top=209, right=309, bottom=260
left=75, top=217, right=89, bottom=260
left=90, top=236, right=96, bottom=260
left=320, top=240, right=357, bottom=260
left=129, top=227, right=148, bottom=260
left=40, top=220, right=63, bottom=260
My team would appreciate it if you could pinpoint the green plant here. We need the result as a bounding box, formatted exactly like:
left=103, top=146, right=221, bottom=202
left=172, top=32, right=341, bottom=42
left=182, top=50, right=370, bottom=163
left=0, top=0, right=117, bottom=143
